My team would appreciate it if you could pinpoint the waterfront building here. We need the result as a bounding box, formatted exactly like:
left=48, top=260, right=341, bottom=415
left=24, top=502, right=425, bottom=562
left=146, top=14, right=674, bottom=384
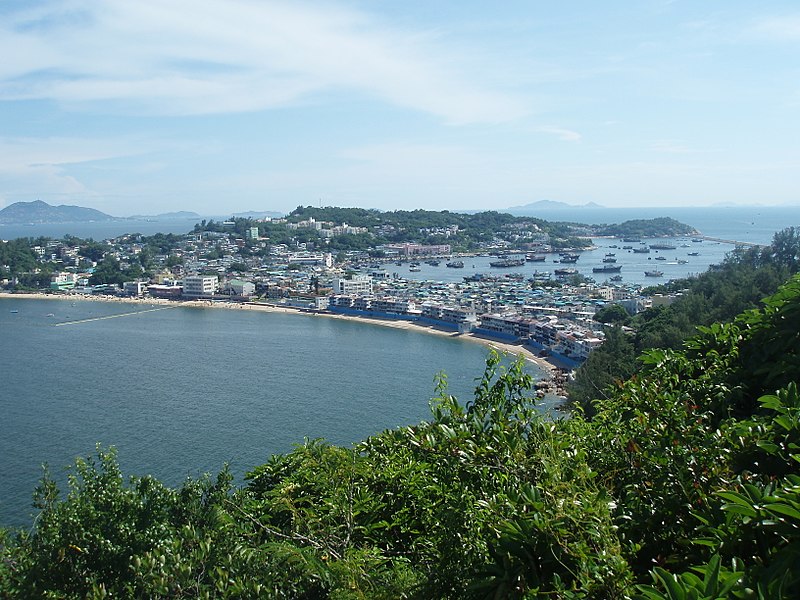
left=331, top=275, right=373, bottom=295
left=147, top=284, right=183, bottom=299
left=183, top=275, right=219, bottom=298
left=224, top=279, right=255, bottom=297
left=50, top=272, right=77, bottom=291
left=123, top=280, right=148, bottom=297
left=385, top=243, right=452, bottom=257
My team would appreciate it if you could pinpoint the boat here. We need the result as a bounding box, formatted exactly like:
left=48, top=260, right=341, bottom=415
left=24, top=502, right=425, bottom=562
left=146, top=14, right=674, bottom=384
left=409, top=261, right=420, bottom=267
left=425, top=260, right=440, bottom=266
left=592, top=265, right=622, bottom=273
left=605, top=252, right=616, bottom=256
left=610, top=275, right=623, bottom=282
left=489, top=258, right=526, bottom=268
left=649, top=243, right=677, bottom=250
left=622, top=237, right=641, bottom=242
left=692, top=238, right=703, bottom=242
left=446, top=260, right=464, bottom=268
left=558, top=254, right=580, bottom=264
left=554, top=267, right=578, bottom=276
left=409, top=266, right=421, bottom=272
left=10, top=309, right=19, bottom=314
left=602, top=257, right=617, bottom=263
left=633, top=247, right=650, bottom=253
left=526, top=253, right=547, bottom=262
left=622, top=245, right=633, bottom=250
left=644, top=270, right=663, bottom=277
left=688, top=252, right=700, bottom=256
left=654, top=256, right=667, bottom=261
left=678, top=259, right=688, bottom=264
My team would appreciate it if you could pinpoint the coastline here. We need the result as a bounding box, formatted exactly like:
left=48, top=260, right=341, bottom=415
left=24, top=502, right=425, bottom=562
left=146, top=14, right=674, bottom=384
left=0, top=291, right=562, bottom=381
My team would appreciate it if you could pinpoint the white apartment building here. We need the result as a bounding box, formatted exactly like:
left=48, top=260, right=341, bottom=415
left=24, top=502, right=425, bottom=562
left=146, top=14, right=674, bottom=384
left=183, top=275, right=219, bottom=298
left=331, top=275, right=372, bottom=295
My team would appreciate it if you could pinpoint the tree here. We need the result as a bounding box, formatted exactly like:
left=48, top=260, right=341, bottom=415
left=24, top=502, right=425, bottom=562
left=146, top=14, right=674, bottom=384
left=568, top=325, right=636, bottom=416
left=593, top=302, right=630, bottom=325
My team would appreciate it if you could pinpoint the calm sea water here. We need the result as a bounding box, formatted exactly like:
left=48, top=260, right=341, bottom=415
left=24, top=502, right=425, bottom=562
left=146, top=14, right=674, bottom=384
left=0, top=299, right=549, bottom=528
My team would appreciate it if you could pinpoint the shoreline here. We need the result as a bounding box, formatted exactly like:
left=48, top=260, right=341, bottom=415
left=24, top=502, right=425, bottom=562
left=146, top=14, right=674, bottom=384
left=0, top=291, right=564, bottom=384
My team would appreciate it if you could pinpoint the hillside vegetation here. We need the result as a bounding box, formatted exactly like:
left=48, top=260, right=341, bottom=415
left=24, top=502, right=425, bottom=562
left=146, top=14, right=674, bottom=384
left=2, top=278, right=800, bottom=597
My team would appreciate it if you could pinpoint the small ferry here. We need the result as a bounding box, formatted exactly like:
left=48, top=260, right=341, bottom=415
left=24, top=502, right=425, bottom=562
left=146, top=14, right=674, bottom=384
left=592, top=265, right=622, bottom=273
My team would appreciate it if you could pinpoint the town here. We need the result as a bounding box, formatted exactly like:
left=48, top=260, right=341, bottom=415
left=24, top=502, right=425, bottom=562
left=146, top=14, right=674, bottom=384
left=1, top=208, right=698, bottom=370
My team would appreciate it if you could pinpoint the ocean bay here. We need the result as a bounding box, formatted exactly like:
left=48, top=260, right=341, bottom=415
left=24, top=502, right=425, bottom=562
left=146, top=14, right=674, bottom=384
left=0, top=298, right=548, bottom=528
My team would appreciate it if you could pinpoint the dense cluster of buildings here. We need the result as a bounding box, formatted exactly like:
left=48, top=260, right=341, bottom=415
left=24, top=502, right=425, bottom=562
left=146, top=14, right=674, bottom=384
left=4, top=217, right=681, bottom=370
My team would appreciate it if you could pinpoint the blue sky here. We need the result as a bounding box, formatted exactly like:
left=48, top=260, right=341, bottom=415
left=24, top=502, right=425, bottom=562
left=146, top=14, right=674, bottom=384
left=0, top=0, right=798, bottom=216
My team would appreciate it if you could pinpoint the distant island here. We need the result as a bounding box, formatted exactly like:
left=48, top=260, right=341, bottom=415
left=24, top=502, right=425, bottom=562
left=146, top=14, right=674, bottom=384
left=0, top=200, right=116, bottom=224
left=126, top=211, right=201, bottom=220
left=507, top=199, right=605, bottom=215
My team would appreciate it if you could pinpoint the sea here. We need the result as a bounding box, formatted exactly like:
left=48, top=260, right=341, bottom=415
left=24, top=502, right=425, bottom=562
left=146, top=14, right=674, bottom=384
left=1, top=205, right=799, bottom=528
left=0, top=300, right=553, bottom=529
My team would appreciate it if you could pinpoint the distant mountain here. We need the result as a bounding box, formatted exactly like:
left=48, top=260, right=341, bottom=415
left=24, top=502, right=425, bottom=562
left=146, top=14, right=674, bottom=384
left=507, top=200, right=605, bottom=214
left=0, top=200, right=116, bottom=224
left=126, top=211, right=201, bottom=220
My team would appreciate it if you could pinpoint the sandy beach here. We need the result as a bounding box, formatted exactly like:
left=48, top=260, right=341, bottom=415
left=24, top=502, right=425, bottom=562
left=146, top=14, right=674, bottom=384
left=0, top=291, right=561, bottom=381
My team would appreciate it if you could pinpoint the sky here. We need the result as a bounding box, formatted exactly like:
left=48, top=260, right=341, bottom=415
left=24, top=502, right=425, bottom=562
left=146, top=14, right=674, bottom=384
left=0, top=0, right=798, bottom=217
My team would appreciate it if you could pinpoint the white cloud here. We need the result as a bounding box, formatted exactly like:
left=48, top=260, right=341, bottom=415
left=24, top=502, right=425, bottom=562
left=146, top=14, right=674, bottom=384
left=0, top=135, right=160, bottom=205
left=535, top=126, right=582, bottom=142
left=753, top=15, right=800, bottom=41
left=0, top=0, right=529, bottom=123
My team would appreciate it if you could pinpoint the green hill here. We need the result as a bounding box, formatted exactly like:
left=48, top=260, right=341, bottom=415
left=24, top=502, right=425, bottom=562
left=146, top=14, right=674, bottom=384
left=0, top=200, right=116, bottom=224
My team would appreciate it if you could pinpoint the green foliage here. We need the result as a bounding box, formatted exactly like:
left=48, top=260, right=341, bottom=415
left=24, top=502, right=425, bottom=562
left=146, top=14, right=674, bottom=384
left=5, top=274, right=800, bottom=598
left=593, top=302, right=631, bottom=325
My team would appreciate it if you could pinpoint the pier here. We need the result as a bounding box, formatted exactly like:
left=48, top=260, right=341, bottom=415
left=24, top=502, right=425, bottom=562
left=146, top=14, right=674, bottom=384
left=699, top=235, right=763, bottom=248
left=53, top=305, right=175, bottom=326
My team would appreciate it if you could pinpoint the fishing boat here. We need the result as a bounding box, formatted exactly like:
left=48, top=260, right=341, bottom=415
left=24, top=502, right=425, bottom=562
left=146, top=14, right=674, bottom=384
left=650, top=243, right=677, bottom=250
left=633, top=247, right=650, bottom=253
left=644, top=270, right=663, bottom=277
left=592, top=265, right=622, bottom=273
left=602, top=257, right=617, bottom=263
left=489, top=258, right=526, bottom=268
left=554, top=268, right=578, bottom=276
left=610, top=275, right=623, bottom=282
left=526, top=253, right=547, bottom=262
left=446, top=260, right=464, bottom=268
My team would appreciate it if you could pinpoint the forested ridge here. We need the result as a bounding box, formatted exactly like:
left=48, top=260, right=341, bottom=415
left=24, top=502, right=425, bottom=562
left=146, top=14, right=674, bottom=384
left=3, top=272, right=800, bottom=597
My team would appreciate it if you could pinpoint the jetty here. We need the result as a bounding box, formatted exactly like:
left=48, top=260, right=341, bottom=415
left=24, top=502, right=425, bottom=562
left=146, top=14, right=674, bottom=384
left=699, top=235, right=763, bottom=248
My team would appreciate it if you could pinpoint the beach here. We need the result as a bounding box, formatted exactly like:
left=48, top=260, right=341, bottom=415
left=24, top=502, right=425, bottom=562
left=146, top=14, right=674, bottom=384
left=0, top=291, right=560, bottom=380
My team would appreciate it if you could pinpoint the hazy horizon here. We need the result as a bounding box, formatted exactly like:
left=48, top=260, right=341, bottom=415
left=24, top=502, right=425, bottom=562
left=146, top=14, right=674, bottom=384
left=1, top=1, right=798, bottom=215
